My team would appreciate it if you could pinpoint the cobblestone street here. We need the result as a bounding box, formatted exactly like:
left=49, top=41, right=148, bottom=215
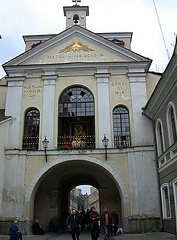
left=0, top=231, right=177, bottom=240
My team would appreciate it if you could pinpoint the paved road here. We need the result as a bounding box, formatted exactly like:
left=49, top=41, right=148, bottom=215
left=0, top=231, right=177, bottom=240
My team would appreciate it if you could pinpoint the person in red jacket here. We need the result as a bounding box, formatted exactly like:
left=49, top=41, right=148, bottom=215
left=100, top=208, right=114, bottom=240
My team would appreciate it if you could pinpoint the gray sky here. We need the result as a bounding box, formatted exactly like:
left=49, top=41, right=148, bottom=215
left=77, top=185, right=91, bottom=194
left=0, top=0, right=176, bottom=78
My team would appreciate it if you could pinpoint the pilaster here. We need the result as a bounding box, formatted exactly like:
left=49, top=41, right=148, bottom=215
left=5, top=77, right=25, bottom=148
left=95, top=68, right=112, bottom=148
left=128, top=71, right=154, bottom=145
left=2, top=153, right=26, bottom=218
left=41, top=74, right=57, bottom=149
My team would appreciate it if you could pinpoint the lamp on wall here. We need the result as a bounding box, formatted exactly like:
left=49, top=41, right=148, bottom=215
left=42, top=135, right=49, bottom=162
left=102, top=134, right=109, bottom=161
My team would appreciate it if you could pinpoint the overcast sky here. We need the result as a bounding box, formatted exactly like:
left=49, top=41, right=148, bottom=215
left=0, top=0, right=176, bottom=78
left=77, top=185, right=91, bottom=194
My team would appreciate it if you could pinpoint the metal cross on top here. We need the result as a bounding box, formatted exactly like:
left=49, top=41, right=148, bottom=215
left=72, top=0, right=81, bottom=5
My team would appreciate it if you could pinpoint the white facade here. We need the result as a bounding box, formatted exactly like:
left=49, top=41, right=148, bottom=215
left=0, top=2, right=162, bottom=234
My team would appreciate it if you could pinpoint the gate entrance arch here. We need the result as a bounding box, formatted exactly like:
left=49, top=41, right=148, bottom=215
left=25, top=155, right=129, bottom=231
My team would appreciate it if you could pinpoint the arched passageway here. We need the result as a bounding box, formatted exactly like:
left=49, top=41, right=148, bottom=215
left=26, top=156, right=128, bottom=231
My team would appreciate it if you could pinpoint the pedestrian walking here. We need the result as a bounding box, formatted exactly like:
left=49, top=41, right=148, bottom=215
left=68, top=210, right=81, bottom=240
left=85, top=209, right=91, bottom=230
left=9, top=220, right=23, bottom=240
left=100, top=208, right=114, bottom=240
left=89, top=207, right=100, bottom=240
left=111, top=210, right=119, bottom=236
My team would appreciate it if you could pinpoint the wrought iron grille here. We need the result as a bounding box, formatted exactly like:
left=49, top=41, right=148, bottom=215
left=58, top=135, right=95, bottom=149
left=22, top=109, right=40, bottom=150
left=113, top=106, right=131, bottom=148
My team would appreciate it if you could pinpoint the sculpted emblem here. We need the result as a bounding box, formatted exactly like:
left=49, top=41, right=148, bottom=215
left=60, top=41, right=94, bottom=53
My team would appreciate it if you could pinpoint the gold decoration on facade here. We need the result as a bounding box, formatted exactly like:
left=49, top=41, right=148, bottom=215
left=60, top=42, right=94, bottom=53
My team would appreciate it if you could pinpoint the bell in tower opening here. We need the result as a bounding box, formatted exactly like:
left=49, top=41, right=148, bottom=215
left=73, top=14, right=79, bottom=24
left=63, top=1, right=89, bottom=29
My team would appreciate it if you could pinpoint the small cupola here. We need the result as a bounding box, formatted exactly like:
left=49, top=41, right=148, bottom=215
left=63, top=0, right=89, bottom=29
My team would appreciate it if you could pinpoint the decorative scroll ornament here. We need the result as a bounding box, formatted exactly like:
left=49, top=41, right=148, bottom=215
left=60, top=42, right=94, bottom=53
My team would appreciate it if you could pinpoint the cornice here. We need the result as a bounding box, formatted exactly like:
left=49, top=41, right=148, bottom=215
left=6, top=76, right=26, bottom=82
left=63, top=6, right=89, bottom=16
left=4, top=61, right=150, bottom=74
left=94, top=73, right=111, bottom=79
left=23, top=34, right=56, bottom=43
left=127, top=72, right=147, bottom=78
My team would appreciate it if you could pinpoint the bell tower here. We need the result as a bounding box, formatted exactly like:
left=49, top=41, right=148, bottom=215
left=63, top=0, right=89, bottom=29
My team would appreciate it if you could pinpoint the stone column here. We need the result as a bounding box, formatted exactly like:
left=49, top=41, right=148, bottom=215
left=5, top=77, right=25, bottom=148
left=128, top=71, right=154, bottom=145
left=95, top=68, right=112, bottom=148
left=41, top=74, right=57, bottom=149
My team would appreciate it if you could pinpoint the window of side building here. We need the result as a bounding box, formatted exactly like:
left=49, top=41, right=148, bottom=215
left=156, top=119, right=165, bottom=156
left=161, top=183, right=171, bottom=219
left=166, top=103, right=177, bottom=146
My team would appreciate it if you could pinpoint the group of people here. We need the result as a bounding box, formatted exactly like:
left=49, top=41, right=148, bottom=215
left=9, top=219, right=47, bottom=240
left=68, top=207, right=119, bottom=240
left=8, top=208, right=119, bottom=240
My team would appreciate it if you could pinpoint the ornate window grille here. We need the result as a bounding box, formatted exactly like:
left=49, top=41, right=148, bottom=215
left=22, top=109, right=40, bottom=150
left=58, top=87, right=95, bottom=149
left=113, top=106, right=131, bottom=148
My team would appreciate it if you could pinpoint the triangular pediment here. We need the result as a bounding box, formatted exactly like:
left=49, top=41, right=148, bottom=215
left=4, top=25, right=150, bottom=66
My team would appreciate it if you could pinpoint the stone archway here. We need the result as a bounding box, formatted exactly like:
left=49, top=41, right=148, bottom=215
left=25, top=155, right=129, bottom=231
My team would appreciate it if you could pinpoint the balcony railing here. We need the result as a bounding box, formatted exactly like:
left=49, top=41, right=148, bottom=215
left=114, top=135, right=131, bottom=148
left=22, top=135, right=131, bottom=151
left=22, top=136, right=39, bottom=150
left=58, top=135, right=95, bottom=150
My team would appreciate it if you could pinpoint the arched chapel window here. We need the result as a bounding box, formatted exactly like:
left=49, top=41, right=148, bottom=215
left=156, top=120, right=165, bottom=156
left=58, top=86, right=95, bottom=149
left=167, top=105, right=177, bottom=145
left=113, top=106, right=131, bottom=148
left=22, top=108, right=40, bottom=150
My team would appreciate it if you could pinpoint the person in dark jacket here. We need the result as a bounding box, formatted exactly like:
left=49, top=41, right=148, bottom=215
left=111, top=211, right=119, bottom=236
left=100, top=208, right=114, bottom=240
left=89, top=207, right=100, bottom=240
left=68, top=210, right=81, bottom=240
left=32, top=219, right=45, bottom=235
left=9, top=220, right=22, bottom=240
left=49, top=218, right=57, bottom=232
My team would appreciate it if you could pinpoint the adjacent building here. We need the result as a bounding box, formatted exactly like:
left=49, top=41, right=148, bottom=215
left=143, top=39, right=177, bottom=234
left=87, top=187, right=99, bottom=212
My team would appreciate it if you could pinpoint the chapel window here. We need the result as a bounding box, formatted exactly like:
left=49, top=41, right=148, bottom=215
left=58, top=86, right=95, bottom=149
left=113, top=106, right=131, bottom=148
left=22, top=108, right=40, bottom=150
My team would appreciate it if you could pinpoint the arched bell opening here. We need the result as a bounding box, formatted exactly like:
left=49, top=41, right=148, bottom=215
left=73, top=14, right=80, bottom=25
